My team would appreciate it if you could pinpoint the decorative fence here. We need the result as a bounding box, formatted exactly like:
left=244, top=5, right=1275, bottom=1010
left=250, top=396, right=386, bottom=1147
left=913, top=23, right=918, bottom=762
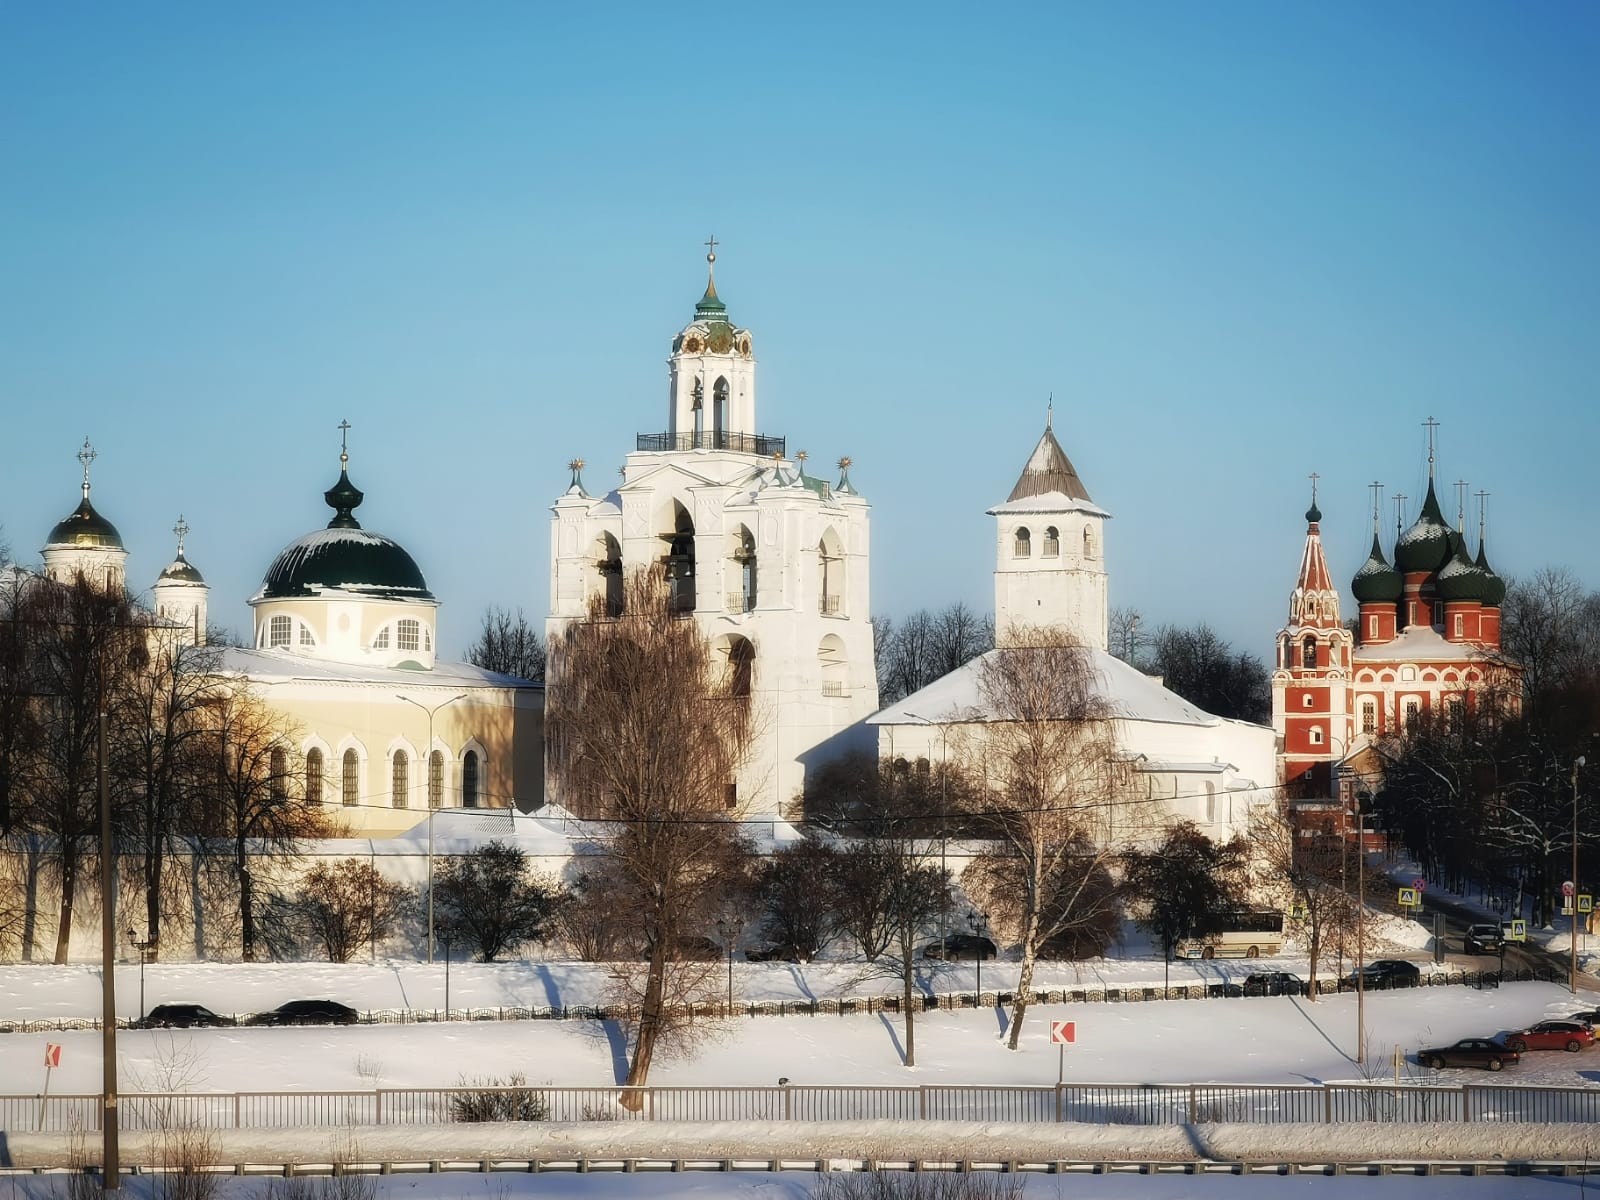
left=0, top=966, right=1558, bottom=1035
left=7, top=1080, right=1600, bottom=1134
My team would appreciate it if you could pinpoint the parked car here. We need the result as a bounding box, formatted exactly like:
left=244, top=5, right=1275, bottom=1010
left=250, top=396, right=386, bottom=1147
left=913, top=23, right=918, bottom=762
left=744, top=943, right=804, bottom=963
left=1505, top=1020, right=1595, bottom=1053
left=1463, top=924, right=1504, bottom=955
left=922, top=934, right=998, bottom=961
left=1416, top=1038, right=1520, bottom=1071
left=247, top=999, right=360, bottom=1027
left=1562, top=1009, right=1600, bottom=1030
left=1242, top=972, right=1306, bottom=997
left=135, top=1003, right=234, bottom=1030
left=1344, top=959, right=1422, bottom=990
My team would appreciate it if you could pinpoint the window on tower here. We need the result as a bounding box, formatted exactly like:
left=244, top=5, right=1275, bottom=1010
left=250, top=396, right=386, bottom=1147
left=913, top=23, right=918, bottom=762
left=1309, top=727, right=1324, bottom=746
left=1361, top=701, right=1376, bottom=734
left=1084, top=526, right=1096, bottom=558
left=1302, top=636, right=1317, bottom=669
left=1013, top=527, right=1031, bottom=558
left=269, top=615, right=291, bottom=648
left=392, top=750, right=409, bottom=808
left=1042, top=527, right=1059, bottom=557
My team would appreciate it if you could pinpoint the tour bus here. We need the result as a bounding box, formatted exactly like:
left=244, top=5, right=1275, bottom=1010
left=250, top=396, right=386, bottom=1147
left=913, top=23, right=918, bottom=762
left=1174, top=911, right=1286, bottom=959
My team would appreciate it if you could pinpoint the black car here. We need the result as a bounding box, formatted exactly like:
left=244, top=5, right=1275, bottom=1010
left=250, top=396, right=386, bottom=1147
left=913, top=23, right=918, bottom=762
left=922, top=934, right=997, bottom=961
left=135, top=1003, right=234, bottom=1030
left=1242, top=972, right=1306, bottom=997
left=1463, top=924, right=1504, bottom=955
left=744, top=943, right=804, bottom=963
left=1417, top=1037, right=1520, bottom=1071
left=1344, top=959, right=1422, bottom=990
left=247, top=999, right=360, bottom=1027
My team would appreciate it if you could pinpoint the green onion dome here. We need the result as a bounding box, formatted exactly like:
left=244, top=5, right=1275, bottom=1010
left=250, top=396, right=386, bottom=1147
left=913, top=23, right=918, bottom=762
left=46, top=496, right=124, bottom=550
left=1351, top=533, right=1404, bottom=603
left=1436, top=530, right=1489, bottom=603
left=1475, top=540, right=1506, bottom=607
left=1394, top=480, right=1453, bottom=574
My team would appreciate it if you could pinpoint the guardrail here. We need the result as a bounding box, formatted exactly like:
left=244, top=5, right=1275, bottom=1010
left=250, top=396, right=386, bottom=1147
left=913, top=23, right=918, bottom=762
left=0, top=966, right=1557, bottom=1035
left=8, top=1079, right=1600, bottom=1134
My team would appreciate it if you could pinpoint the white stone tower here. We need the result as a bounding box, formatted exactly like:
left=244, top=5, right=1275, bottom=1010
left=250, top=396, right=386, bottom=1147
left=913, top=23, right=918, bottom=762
left=151, top=515, right=210, bottom=646
left=548, top=244, right=878, bottom=816
left=989, top=410, right=1110, bottom=650
left=41, top=438, right=129, bottom=593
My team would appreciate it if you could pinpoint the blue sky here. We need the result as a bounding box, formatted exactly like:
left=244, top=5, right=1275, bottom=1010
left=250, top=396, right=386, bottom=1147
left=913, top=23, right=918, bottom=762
left=3, top=3, right=1596, bottom=659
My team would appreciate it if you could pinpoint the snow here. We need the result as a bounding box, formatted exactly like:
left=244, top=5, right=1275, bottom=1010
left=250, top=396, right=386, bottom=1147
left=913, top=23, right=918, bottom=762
left=213, top=647, right=534, bottom=689
left=1349, top=625, right=1493, bottom=664
left=871, top=650, right=1225, bottom=730
left=3, top=958, right=1598, bottom=1197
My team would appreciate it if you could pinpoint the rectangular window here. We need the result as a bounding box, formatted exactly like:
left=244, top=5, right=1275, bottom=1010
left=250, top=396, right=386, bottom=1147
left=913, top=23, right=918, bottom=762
left=269, top=615, right=291, bottom=648
left=1368, top=615, right=1378, bottom=639
left=1454, top=614, right=1464, bottom=638
left=724, top=782, right=738, bottom=810
left=1362, top=703, right=1376, bottom=734
left=398, top=620, right=420, bottom=652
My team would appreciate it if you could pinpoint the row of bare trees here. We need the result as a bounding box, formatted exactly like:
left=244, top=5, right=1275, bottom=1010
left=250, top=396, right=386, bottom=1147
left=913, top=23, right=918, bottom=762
left=0, top=565, right=327, bottom=962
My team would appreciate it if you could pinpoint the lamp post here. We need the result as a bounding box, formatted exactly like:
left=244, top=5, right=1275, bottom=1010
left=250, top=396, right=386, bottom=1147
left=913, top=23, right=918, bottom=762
left=904, top=711, right=951, bottom=952
left=1357, top=809, right=1367, bottom=1065
left=968, top=910, right=988, bottom=1004
left=441, top=934, right=453, bottom=1019
left=126, top=928, right=158, bottom=1023
left=397, top=692, right=468, bottom=964
left=716, top=918, right=743, bottom=1012
left=1573, top=756, right=1585, bottom=996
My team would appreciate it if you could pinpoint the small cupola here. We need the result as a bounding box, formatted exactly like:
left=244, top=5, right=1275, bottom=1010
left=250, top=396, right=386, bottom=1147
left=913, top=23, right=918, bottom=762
left=1394, top=479, right=1453, bottom=574
left=1351, top=533, right=1404, bottom=604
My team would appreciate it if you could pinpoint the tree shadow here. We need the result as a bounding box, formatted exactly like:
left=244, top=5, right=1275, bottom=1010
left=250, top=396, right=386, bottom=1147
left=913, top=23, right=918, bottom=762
left=1287, top=996, right=1355, bottom=1063
left=787, top=963, right=816, bottom=1003
left=600, top=1018, right=631, bottom=1084
left=994, top=1001, right=1010, bottom=1038
left=879, top=1012, right=907, bottom=1065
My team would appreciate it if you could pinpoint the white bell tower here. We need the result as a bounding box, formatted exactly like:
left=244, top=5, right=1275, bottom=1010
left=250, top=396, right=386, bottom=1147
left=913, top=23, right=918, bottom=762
left=989, top=409, right=1111, bottom=650
left=664, top=237, right=759, bottom=448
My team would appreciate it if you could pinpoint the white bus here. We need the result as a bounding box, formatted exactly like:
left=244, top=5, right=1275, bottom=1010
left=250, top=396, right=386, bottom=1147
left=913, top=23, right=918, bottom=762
left=1175, top=911, right=1286, bottom=960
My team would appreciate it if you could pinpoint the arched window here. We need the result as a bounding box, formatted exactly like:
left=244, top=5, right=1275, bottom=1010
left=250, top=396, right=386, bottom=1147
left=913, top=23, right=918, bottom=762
left=1204, top=781, right=1216, bottom=824
left=372, top=626, right=391, bottom=649
left=729, top=527, right=756, bottom=613
left=1042, top=527, right=1059, bottom=558
left=1084, top=526, right=1097, bottom=558
left=1280, top=636, right=1291, bottom=668
left=713, top=377, right=729, bottom=446
left=594, top=532, right=623, bottom=617
left=723, top=636, right=755, bottom=698
left=818, top=634, right=847, bottom=698
left=1309, top=728, right=1324, bottom=746
left=462, top=750, right=480, bottom=808
left=305, top=748, right=324, bottom=806
left=269, top=748, right=287, bottom=803
left=397, top=619, right=420, bottom=652
left=1301, top=636, right=1317, bottom=669
left=392, top=750, right=409, bottom=808
left=819, top=528, right=844, bottom=615
left=429, top=750, right=444, bottom=809
left=664, top=503, right=696, bottom=613
left=269, top=614, right=291, bottom=648
left=298, top=623, right=315, bottom=647
left=1013, top=527, right=1031, bottom=558
left=342, top=749, right=359, bottom=807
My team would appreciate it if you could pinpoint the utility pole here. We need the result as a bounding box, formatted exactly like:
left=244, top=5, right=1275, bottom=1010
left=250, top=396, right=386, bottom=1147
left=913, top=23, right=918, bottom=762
left=98, top=710, right=120, bottom=1190
left=1573, top=756, right=1585, bottom=996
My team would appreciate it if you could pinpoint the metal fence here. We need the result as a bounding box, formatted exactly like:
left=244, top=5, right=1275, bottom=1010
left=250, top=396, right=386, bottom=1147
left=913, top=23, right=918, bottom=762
left=8, top=1080, right=1600, bottom=1134
left=0, top=966, right=1557, bottom=1035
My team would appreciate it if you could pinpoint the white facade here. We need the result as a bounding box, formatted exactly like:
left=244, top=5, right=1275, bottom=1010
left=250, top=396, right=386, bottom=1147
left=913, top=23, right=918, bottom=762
left=547, top=258, right=879, bottom=815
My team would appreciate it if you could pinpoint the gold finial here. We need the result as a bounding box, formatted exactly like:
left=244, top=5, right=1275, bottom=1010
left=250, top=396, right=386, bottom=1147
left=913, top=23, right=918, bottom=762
left=771, top=450, right=784, bottom=464
left=173, top=514, right=190, bottom=556
left=569, top=458, right=585, bottom=472
left=837, top=456, right=852, bottom=471
left=795, top=450, right=808, bottom=464
left=77, top=437, right=97, bottom=498
left=704, top=234, right=718, bottom=294
left=337, top=418, right=352, bottom=468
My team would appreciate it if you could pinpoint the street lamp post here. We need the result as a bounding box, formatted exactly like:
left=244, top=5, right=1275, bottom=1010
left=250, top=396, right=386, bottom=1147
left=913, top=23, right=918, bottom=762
left=126, top=928, right=158, bottom=1023
left=441, top=934, right=453, bottom=1019
left=397, top=693, right=468, bottom=964
left=716, top=918, right=743, bottom=1012
left=1357, top=811, right=1367, bottom=1065
left=1573, top=756, right=1585, bottom=996
left=904, top=711, right=951, bottom=951
left=968, top=910, right=988, bottom=1004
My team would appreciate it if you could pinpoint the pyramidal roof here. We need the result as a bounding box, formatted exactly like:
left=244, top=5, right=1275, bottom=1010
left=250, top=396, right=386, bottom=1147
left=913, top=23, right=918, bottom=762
left=1007, top=424, right=1093, bottom=504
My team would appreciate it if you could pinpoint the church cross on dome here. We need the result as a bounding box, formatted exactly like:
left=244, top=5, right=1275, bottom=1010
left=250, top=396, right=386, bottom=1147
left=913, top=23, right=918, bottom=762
left=1423, top=416, right=1440, bottom=479
left=1393, top=492, right=1407, bottom=537
left=1369, top=481, right=1384, bottom=533
left=77, top=437, right=97, bottom=498
left=1046, top=394, right=1053, bottom=432
left=1476, top=489, right=1491, bottom=544
left=338, top=418, right=352, bottom=466
left=173, top=515, right=190, bottom=556
left=1455, top=480, right=1469, bottom=531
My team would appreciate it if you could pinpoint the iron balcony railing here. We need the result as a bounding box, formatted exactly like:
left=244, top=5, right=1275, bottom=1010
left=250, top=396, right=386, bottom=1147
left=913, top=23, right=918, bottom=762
left=637, top=432, right=787, bottom=456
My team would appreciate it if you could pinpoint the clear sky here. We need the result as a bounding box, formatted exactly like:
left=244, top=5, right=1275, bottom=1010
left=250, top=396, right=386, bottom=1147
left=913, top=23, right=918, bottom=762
left=2, top=3, right=1596, bottom=659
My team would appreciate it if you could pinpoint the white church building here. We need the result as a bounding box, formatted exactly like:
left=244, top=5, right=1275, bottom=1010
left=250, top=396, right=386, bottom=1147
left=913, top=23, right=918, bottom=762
left=547, top=248, right=879, bottom=816
left=871, top=417, right=1276, bottom=843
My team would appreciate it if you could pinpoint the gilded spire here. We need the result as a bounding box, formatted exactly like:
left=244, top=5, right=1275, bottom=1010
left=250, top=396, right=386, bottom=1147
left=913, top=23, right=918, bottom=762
left=77, top=437, right=97, bottom=499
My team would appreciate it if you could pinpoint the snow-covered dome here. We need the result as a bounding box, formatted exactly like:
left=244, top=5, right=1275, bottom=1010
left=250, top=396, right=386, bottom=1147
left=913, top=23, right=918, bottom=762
left=1394, top=480, right=1453, bottom=575
left=1436, top=531, right=1489, bottom=603
left=1351, top=533, right=1403, bottom=604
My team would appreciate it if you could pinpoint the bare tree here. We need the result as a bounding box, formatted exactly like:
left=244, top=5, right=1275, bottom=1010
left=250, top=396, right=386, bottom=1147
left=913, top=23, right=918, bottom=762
left=290, top=858, right=414, bottom=963
left=754, top=838, right=839, bottom=960
left=1108, top=606, right=1152, bottom=669
left=1250, top=805, right=1361, bottom=1000
left=875, top=603, right=993, bottom=704
left=957, top=627, right=1136, bottom=1049
left=1122, top=821, right=1250, bottom=961
left=1147, top=623, right=1270, bottom=724
left=434, top=840, right=565, bottom=961
left=545, top=566, right=756, bottom=1098
left=466, top=607, right=547, bottom=682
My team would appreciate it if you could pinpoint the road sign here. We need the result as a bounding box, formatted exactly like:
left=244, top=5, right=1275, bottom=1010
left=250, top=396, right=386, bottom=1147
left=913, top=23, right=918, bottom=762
left=1290, top=903, right=1307, bottom=922
left=1579, top=895, right=1594, bottom=914
left=1413, top=878, right=1426, bottom=893
left=1050, top=1020, right=1077, bottom=1045
left=1563, top=881, right=1575, bottom=898
left=44, top=1043, right=61, bottom=1068
left=1398, top=887, right=1420, bottom=907
left=1507, top=920, right=1527, bottom=942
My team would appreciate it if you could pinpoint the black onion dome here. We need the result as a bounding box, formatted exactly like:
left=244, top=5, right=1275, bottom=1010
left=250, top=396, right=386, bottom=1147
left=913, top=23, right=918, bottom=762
left=46, top=497, right=124, bottom=550
left=1475, top=540, right=1506, bottom=606
left=158, top=552, right=205, bottom=584
left=1436, top=530, right=1489, bottom=603
left=259, top=461, right=432, bottom=601
left=1394, top=480, right=1452, bottom=574
left=1351, top=533, right=1404, bottom=603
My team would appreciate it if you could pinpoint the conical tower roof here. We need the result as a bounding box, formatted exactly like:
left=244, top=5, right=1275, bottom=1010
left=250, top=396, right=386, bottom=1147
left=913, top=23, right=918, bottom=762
left=1007, top=424, right=1093, bottom=503
left=1437, top=529, right=1489, bottom=602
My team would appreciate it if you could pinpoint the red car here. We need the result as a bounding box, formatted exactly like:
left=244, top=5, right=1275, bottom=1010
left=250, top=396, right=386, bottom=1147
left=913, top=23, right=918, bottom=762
left=1505, top=1020, right=1595, bottom=1053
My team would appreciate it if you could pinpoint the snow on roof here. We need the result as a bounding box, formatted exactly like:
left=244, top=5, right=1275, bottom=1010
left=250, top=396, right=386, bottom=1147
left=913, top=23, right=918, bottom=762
left=985, top=493, right=1111, bottom=518
left=870, top=647, right=1221, bottom=729
left=213, top=647, right=541, bottom=690
left=1352, top=624, right=1501, bottom=664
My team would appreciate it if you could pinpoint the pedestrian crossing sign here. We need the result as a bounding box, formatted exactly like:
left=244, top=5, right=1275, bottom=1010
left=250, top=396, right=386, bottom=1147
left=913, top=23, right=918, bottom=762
left=1398, top=887, right=1420, bottom=907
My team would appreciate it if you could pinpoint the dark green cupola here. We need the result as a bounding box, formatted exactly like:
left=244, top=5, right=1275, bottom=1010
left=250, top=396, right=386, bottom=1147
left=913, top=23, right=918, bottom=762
left=1394, top=479, right=1453, bottom=574
left=1351, top=532, right=1404, bottom=603
left=1436, top=529, right=1489, bottom=603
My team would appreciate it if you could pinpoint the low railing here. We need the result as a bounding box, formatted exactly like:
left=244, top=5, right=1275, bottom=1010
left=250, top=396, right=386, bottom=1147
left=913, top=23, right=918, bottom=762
left=9, top=1080, right=1600, bottom=1134
left=637, top=432, right=786, bottom=456
left=820, top=596, right=841, bottom=616
left=725, top=592, right=752, bottom=614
